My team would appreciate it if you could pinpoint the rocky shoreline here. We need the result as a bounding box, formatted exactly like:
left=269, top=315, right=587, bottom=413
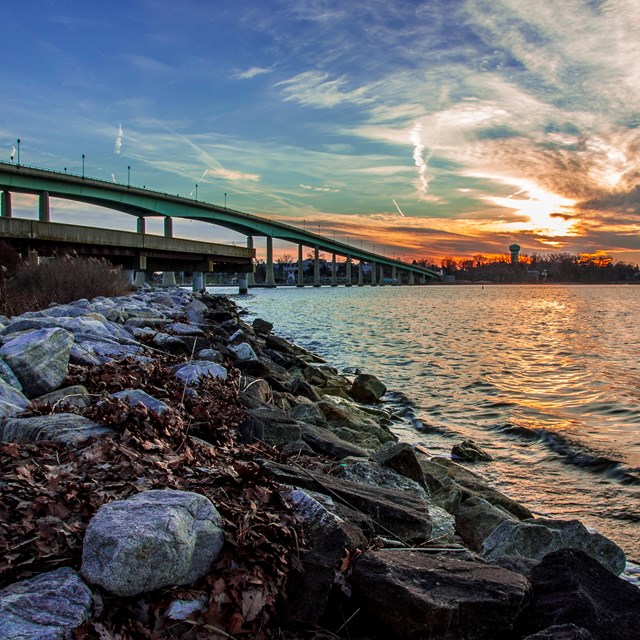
left=0, top=287, right=639, bottom=640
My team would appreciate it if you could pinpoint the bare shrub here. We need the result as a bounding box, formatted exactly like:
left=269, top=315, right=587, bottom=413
left=0, top=241, right=22, bottom=277
left=1, top=255, right=132, bottom=317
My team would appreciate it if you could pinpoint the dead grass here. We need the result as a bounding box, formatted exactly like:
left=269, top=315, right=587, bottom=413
left=0, top=253, right=132, bottom=317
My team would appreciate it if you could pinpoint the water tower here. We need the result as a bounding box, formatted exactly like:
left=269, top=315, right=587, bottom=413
left=509, top=243, right=521, bottom=265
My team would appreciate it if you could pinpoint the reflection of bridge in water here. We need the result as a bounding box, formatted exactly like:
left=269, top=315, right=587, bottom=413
left=0, top=162, right=438, bottom=291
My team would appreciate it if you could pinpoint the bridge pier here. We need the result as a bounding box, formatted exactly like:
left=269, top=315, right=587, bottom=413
left=246, top=236, right=255, bottom=287
left=331, top=254, right=337, bottom=286
left=123, top=269, right=135, bottom=285
left=421, top=274, right=426, bottom=285
left=392, top=266, right=398, bottom=285
left=371, top=262, right=377, bottom=286
left=39, top=191, right=50, bottom=222
left=238, top=273, right=248, bottom=295
left=379, top=265, right=385, bottom=286
left=313, top=245, right=320, bottom=287
left=345, top=255, right=352, bottom=287
left=408, top=271, right=415, bottom=286
left=192, top=272, right=204, bottom=291
left=134, top=271, right=147, bottom=287
left=161, top=271, right=177, bottom=287
left=297, top=244, right=304, bottom=287
left=264, top=236, right=276, bottom=287
left=357, top=260, right=364, bottom=286
left=164, top=217, right=173, bottom=238
left=137, top=216, right=146, bottom=234
left=1, top=191, right=12, bottom=218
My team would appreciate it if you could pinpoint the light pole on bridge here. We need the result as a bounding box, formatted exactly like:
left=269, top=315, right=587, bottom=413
left=16, top=139, right=20, bottom=167
left=82, top=154, right=85, bottom=179
left=127, top=165, right=131, bottom=187
left=224, top=192, right=227, bottom=208
left=195, top=184, right=198, bottom=201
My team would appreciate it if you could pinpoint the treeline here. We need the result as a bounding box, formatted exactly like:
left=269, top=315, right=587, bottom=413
left=414, top=253, right=640, bottom=283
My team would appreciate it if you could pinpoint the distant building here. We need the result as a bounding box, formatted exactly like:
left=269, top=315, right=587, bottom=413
left=509, top=243, right=521, bottom=265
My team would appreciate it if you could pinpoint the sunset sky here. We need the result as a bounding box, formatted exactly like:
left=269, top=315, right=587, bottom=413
left=3, top=1, right=640, bottom=263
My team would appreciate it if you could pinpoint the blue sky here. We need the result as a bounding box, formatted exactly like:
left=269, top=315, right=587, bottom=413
left=3, top=0, right=640, bottom=263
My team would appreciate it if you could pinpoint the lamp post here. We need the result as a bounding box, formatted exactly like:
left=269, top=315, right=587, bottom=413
left=16, top=139, right=20, bottom=166
left=82, top=154, right=85, bottom=178
left=195, top=184, right=198, bottom=201
left=224, top=192, right=227, bottom=208
left=127, top=165, right=131, bottom=187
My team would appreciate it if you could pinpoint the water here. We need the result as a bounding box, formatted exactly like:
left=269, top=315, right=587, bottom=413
left=222, top=284, right=640, bottom=566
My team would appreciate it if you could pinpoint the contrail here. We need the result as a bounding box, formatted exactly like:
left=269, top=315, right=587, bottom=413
left=392, top=199, right=405, bottom=216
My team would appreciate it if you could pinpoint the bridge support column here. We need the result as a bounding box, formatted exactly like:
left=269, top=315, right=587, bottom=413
left=297, top=244, right=304, bottom=287
left=331, top=254, right=337, bottom=286
left=134, top=271, right=147, bottom=287
left=421, top=274, right=426, bottom=285
left=238, top=273, right=248, bottom=295
left=313, top=245, right=320, bottom=287
left=164, top=217, right=173, bottom=238
left=392, top=266, right=397, bottom=285
left=161, top=271, right=177, bottom=287
left=357, top=260, right=364, bottom=286
left=379, top=265, right=385, bottom=286
left=246, top=236, right=255, bottom=287
left=192, top=272, right=204, bottom=291
left=371, top=262, right=377, bottom=286
left=264, top=236, right=276, bottom=287
left=1, top=191, right=12, bottom=218
left=345, top=255, right=352, bottom=287
left=39, top=192, right=50, bottom=222
left=123, top=269, right=135, bottom=286
left=408, top=271, right=415, bottom=286
left=137, top=217, right=146, bottom=234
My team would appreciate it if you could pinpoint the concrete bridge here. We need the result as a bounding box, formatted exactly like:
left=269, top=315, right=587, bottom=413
left=0, top=161, right=439, bottom=290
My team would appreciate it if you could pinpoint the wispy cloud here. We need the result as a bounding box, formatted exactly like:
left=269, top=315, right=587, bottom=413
left=234, top=66, right=272, bottom=80
left=114, top=123, right=123, bottom=155
left=277, top=71, right=371, bottom=108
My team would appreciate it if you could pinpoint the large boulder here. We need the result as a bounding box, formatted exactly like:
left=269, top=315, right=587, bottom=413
left=350, top=549, right=530, bottom=640
left=0, top=328, right=74, bottom=398
left=112, top=389, right=170, bottom=416
left=286, top=489, right=366, bottom=625
left=172, top=361, right=227, bottom=385
left=481, top=518, right=626, bottom=575
left=260, top=460, right=432, bottom=545
left=34, top=385, right=92, bottom=410
left=349, top=373, right=387, bottom=403
left=81, top=489, right=224, bottom=596
left=524, top=549, right=640, bottom=640
left=0, top=567, right=93, bottom=640
left=451, top=439, right=493, bottom=462
left=456, top=496, right=518, bottom=552
left=0, top=413, right=111, bottom=445
left=374, top=441, right=427, bottom=489
left=0, top=378, right=29, bottom=420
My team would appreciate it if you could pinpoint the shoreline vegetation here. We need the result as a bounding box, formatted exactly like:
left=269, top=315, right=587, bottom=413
left=0, top=265, right=639, bottom=638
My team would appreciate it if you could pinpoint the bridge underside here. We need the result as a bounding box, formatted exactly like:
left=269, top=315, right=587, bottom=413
left=0, top=218, right=254, bottom=274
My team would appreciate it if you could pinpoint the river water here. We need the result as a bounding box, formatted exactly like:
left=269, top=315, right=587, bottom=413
left=220, top=284, right=640, bottom=568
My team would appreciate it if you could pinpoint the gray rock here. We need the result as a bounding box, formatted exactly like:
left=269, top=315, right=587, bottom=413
left=0, top=567, right=93, bottom=640
left=0, top=413, right=112, bottom=445
left=374, top=442, right=427, bottom=489
left=240, top=378, right=272, bottom=404
left=165, top=322, right=204, bottom=336
left=33, top=385, right=92, bottom=410
left=0, top=328, right=74, bottom=398
left=69, top=343, right=102, bottom=366
left=185, top=299, right=209, bottom=325
left=173, top=361, right=227, bottom=385
left=152, top=332, right=190, bottom=352
left=349, top=373, right=387, bottom=403
left=481, top=518, right=627, bottom=575
left=81, top=489, right=224, bottom=596
left=252, top=318, right=273, bottom=335
left=229, top=342, right=258, bottom=361
left=452, top=439, right=493, bottom=462
left=286, top=489, right=366, bottom=624
left=289, top=402, right=327, bottom=426
left=456, top=496, right=518, bottom=551
left=195, top=348, right=222, bottom=362
left=524, top=625, right=595, bottom=640
left=300, top=422, right=371, bottom=460
left=0, top=359, right=22, bottom=391
left=0, top=378, right=30, bottom=420
left=112, top=389, right=170, bottom=415
left=73, top=340, right=146, bottom=364
left=350, top=549, right=530, bottom=640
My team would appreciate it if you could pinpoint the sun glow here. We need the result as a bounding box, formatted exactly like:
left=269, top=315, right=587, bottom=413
left=480, top=177, right=579, bottom=239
